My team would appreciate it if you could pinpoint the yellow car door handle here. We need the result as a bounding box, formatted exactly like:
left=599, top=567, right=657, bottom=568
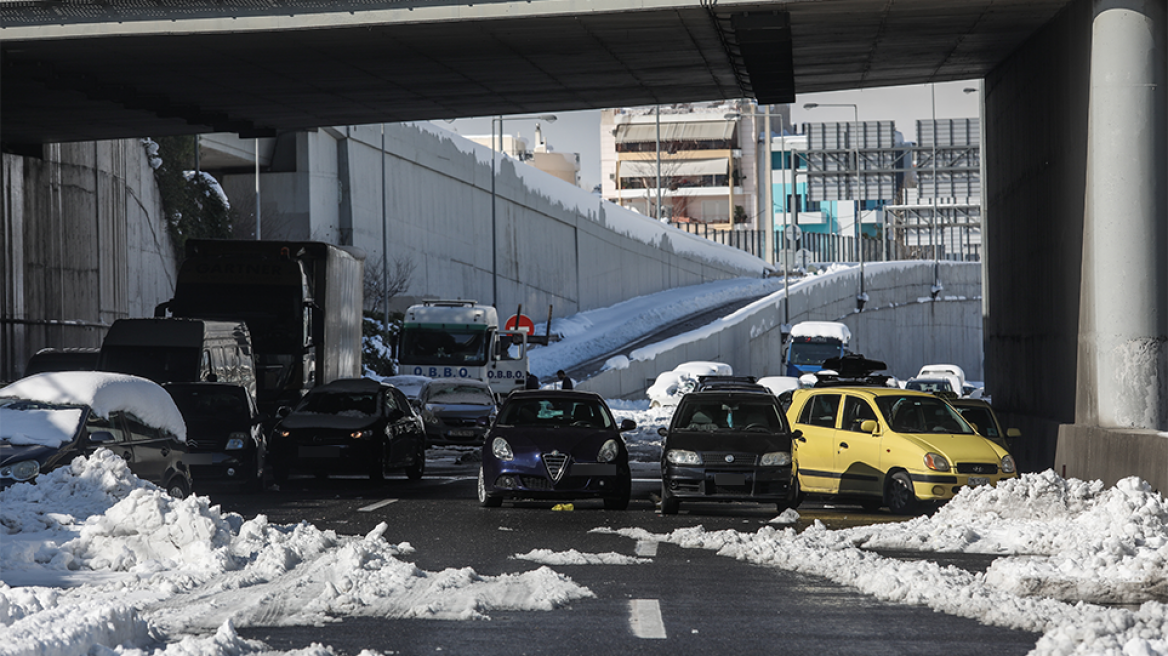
left=838, top=442, right=849, bottom=449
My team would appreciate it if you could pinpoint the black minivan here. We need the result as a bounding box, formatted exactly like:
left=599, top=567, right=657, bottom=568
left=658, top=390, right=797, bottom=515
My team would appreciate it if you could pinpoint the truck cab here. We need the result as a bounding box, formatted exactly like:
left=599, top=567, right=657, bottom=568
left=783, top=321, right=852, bottom=377
left=397, top=300, right=529, bottom=399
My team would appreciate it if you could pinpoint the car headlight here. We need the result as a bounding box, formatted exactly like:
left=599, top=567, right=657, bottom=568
left=666, top=449, right=701, bottom=466
left=0, top=460, right=40, bottom=481
left=1001, top=454, right=1016, bottom=474
left=226, top=433, right=248, bottom=450
left=924, top=452, right=950, bottom=471
left=350, top=429, right=373, bottom=439
left=492, top=437, right=514, bottom=461
left=760, top=451, right=791, bottom=467
left=598, top=439, right=620, bottom=463
left=277, top=429, right=291, bottom=438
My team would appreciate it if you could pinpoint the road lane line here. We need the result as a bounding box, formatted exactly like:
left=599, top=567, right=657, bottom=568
left=629, top=599, right=667, bottom=639
left=635, top=540, right=658, bottom=557
left=357, top=499, right=398, bottom=512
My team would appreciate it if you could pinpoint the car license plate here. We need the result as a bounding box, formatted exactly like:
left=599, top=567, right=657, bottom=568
left=300, top=446, right=342, bottom=458
left=967, top=476, right=990, bottom=487
left=448, top=429, right=475, bottom=437
left=715, top=473, right=747, bottom=486
left=571, top=463, right=617, bottom=477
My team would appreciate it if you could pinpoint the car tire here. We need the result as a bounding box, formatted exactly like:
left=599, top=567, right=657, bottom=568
left=406, top=446, right=425, bottom=480
left=478, top=466, right=502, bottom=508
left=166, top=476, right=191, bottom=499
left=789, top=473, right=805, bottom=509
left=660, top=484, right=680, bottom=515
left=886, top=471, right=919, bottom=515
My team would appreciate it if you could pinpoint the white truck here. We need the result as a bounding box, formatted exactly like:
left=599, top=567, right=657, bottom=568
left=783, top=321, right=852, bottom=377
left=396, top=300, right=530, bottom=398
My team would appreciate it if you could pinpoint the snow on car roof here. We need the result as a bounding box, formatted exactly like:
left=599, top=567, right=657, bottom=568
left=0, top=371, right=186, bottom=441
left=789, top=321, right=852, bottom=341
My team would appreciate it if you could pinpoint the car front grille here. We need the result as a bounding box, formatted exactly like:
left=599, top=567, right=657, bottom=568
left=956, top=462, right=999, bottom=475
left=522, top=476, right=554, bottom=491
left=699, top=451, right=758, bottom=467
left=543, top=451, right=569, bottom=481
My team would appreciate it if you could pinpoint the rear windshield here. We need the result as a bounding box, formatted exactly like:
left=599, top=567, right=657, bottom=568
left=675, top=400, right=788, bottom=432
left=498, top=398, right=613, bottom=429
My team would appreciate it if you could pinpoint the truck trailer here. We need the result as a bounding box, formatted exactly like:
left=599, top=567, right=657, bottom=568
left=156, top=239, right=364, bottom=416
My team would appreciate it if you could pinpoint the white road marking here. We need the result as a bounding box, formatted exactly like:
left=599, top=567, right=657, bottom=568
left=629, top=599, right=667, bottom=639
left=357, top=498, right=398, bottom=512
left=635, top=540, right=658, bottom=557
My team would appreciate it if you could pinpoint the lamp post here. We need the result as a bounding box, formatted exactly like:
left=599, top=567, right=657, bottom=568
left=804, top=102, right=865, bottom=310
left=726, top=108, right=789, bottom=323
left=490, top=113, right=557, bottom=308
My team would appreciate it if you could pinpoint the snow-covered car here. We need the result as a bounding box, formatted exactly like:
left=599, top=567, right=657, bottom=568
left=0, top=371, right=192, bottom=497
left=478, top=390, right=636, bottom=509
left=646, top=361, right=732, bottom=408
left=416, top=378, right=497, bottom=446
left=905, top=377, right=961, bottom=396
left=378, top=374, right=432, bottom=401
left=270, top=378, right=426, bottom=482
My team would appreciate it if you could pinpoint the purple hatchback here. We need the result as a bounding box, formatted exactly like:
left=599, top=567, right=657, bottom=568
left=477, top=390, right=635, bottom=510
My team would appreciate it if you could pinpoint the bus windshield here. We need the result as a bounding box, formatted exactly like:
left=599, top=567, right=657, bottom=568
left=399, top=328, right=490, bottom=366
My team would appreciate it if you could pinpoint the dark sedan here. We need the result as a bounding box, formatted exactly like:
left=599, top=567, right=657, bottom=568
left=416, top=379, right=497, bottom=446
left=270, top=378, right=426, bottom=482
left=659, top=390, right=797, bottom=515
left=478, top=390, right=635, bottom=510
left=165, top=382, right=266, bottom=492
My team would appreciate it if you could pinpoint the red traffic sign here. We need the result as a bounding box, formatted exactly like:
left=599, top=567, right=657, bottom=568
left=504, top=314, right=535, bottom=333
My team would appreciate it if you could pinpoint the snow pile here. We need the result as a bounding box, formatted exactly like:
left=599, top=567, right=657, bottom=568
left=0, top=451, right=594, bottom=656
left=598, top=470, right=1168, bottom=655
left=513, top=549, right=650, bottom=566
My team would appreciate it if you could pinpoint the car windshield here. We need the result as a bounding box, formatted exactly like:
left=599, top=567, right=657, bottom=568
left=875, top=395, right=974, bottom=434
left=169, top=388, right=251, bottom=420
left=956, top=406, right=998, bottom=437
left=0, top=399, right=86, bottom=448
left=297, top=391, right=378, bottom=417
left=426, top=384, right=494, bottom=406
left=498, top=398, right=613, bottom=429
left=676, top=400, right=786, bottom=432
left=906, top=379, right=955, bottom=393
left=788, top=341, right=843, bottom=366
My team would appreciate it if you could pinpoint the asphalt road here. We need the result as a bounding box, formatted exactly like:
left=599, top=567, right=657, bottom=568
left=204, top=450, right=1041, bottom=656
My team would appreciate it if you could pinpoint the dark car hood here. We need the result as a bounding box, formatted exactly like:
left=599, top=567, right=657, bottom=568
left=0, top=442, right=64, bottom=466
left=665, top=430, right=792, bottom=453
left=490, top=426, right=619, bottom=455
left=279, top=412, right=379, bottom=431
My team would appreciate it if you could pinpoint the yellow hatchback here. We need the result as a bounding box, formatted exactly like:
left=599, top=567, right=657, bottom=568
left=786, top=387, right=1017, bottom=515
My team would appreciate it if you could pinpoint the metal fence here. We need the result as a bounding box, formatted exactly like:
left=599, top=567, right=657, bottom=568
left=675, top=222, right=981, bottom=266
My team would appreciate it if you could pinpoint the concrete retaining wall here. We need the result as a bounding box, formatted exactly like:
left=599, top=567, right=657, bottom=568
left=219, top=123, right=770, bottom=319
left=1, top=140, right=176, bottom=381
left=579, top=261, right=983, bottom=400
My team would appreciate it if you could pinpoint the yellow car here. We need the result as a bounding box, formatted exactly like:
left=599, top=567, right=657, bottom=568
left=786, top=387, right=1017, bottom=515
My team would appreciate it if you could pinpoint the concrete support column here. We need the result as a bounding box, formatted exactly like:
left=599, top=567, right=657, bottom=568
left=1084, top=0, right=1168, bottom=429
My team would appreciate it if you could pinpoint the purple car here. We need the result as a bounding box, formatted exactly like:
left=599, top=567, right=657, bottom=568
left=477, top=390, right=635, bottom=510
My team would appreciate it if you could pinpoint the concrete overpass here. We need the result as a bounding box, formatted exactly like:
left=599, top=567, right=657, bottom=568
left=3, top=0, right=1168, bottom=491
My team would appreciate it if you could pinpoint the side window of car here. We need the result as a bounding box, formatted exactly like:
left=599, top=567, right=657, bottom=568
left=124, top=413, right=162, bottom=443
left=800, top=394, right=840, bottom=428
left=86, top=411, right=130, bottom=443
left=383, top=389, right=399, bottom=417
left=842, top=396, right=878, bottom=433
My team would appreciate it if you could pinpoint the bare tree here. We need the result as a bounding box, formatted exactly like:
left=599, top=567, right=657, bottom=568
left=364, top=253, right=416, bottom=315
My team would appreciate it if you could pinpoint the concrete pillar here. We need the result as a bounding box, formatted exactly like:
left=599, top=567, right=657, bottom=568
left=1083, top=0, right=1168, bottom=429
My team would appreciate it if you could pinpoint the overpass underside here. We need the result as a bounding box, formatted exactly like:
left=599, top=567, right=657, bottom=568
left=985, top=0, right=1168, bottom=493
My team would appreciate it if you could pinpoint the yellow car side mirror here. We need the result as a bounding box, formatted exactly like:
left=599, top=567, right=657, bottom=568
left=1006, top=428, right=1022, bottom=438
left=860, top=419, right=879, bottom=434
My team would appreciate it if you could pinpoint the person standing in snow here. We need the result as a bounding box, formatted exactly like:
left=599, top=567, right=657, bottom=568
left=556, top=370, right=573, bottom=390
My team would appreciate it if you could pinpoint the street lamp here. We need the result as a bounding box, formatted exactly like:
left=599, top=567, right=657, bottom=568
left=490, top=113, right=557, bottom=308
left=725, top=108, right=788, bottom=322
left=804, top=102, right=866, bottom=310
